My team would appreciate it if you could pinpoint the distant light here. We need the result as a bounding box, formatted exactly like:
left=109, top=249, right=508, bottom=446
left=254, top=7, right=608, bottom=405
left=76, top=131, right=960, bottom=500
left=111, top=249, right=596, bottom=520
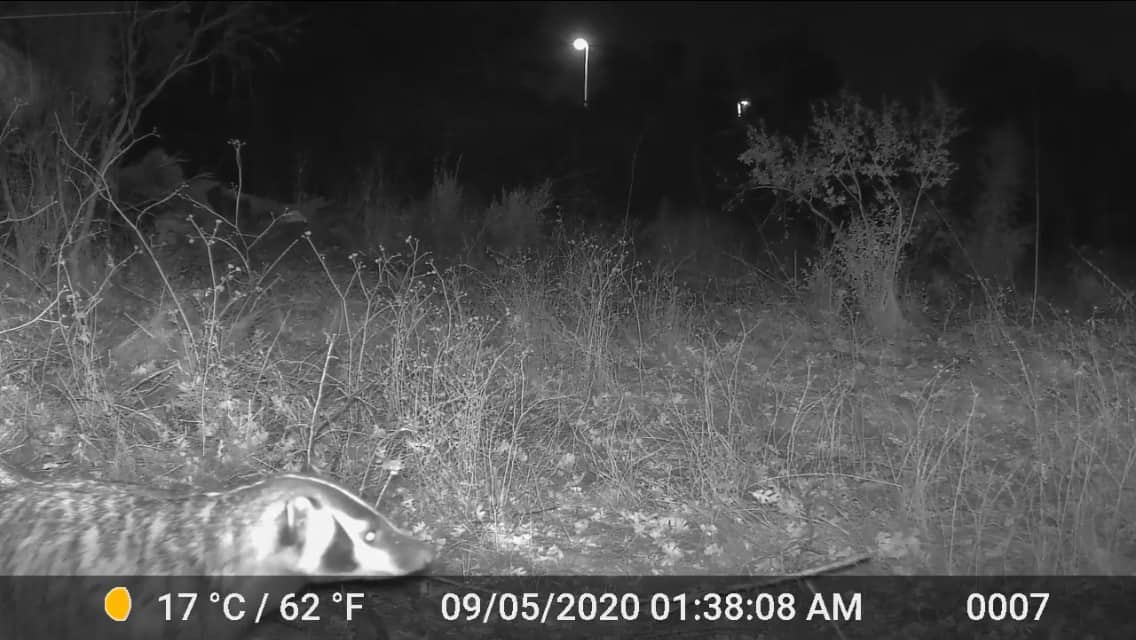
left=736, top=99, right=751, bottom=118
left=572, top=38, right=591, bottom=109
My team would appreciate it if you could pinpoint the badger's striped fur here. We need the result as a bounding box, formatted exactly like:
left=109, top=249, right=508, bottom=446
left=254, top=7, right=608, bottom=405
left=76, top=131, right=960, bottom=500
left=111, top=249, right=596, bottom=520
left=0, top=469, right=434, bottom=578
left=0, top=460, right=435, bottom=639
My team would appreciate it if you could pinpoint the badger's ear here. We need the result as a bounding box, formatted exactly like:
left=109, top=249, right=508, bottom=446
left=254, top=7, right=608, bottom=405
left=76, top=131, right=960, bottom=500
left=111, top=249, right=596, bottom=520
left=278, top=495, right=317, bottom=548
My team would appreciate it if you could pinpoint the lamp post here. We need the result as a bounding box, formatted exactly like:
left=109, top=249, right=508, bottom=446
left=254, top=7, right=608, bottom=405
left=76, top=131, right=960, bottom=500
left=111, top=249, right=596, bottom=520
left=573, top=37, right=589, bottom=109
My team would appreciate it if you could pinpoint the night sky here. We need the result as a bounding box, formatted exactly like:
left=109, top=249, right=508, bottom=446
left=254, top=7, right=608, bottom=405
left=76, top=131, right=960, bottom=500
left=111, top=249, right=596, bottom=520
left=538, top=2, right=1136, bottom=92
left=284, top=2, right=1136, bottom=102
left=4, top=3, right=1133, bottom=205
left=247, top=2, right=1136, bottom=111
left=15, top=1, right=1121, bottom=250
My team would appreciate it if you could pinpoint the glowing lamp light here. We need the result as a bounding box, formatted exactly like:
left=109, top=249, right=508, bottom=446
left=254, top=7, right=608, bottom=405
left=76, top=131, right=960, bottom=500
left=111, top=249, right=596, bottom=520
left=572, top=37, right=591, bottom=108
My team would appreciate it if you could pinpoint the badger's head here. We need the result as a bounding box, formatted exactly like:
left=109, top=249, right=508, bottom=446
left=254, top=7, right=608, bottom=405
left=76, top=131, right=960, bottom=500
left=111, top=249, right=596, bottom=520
left=247, top=475, right=435, bottom=580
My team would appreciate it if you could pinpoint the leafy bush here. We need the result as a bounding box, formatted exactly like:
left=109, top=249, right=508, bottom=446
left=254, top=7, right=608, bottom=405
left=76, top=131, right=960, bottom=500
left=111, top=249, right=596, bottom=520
left=738, top=89, right=962, bottom=336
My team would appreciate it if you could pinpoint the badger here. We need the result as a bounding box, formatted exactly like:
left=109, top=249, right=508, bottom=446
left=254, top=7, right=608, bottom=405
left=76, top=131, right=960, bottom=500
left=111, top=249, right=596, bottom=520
left=0, top=462, right=435, bottom=639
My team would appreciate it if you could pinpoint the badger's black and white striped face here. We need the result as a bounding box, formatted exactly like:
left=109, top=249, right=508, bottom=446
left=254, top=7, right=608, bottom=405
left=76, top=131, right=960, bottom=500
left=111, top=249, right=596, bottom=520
left=257, top=475, right=435, bottom=580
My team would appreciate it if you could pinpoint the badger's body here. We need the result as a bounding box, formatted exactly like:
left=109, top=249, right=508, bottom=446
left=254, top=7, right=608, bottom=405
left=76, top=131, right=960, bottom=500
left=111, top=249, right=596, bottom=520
left=0, top=461, right=434, bottom=639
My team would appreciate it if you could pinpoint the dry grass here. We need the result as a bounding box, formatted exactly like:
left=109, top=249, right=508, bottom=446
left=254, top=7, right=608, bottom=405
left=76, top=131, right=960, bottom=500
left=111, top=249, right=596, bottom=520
left=2, top=160, right=1135, bottom=579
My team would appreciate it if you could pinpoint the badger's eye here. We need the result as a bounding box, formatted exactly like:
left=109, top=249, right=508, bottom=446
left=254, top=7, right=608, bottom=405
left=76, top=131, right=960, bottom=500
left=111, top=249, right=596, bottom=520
left=364, top=530, right=377, bottom=543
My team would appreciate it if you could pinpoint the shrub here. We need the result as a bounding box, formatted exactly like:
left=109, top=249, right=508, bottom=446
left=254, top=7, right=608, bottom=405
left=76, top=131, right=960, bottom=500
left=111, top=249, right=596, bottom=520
left=738, top=89, right=962, bottom=336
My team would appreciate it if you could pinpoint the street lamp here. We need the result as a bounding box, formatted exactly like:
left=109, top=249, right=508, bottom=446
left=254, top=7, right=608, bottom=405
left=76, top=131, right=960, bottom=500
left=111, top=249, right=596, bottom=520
left=573, top=37, right=589, bottom=108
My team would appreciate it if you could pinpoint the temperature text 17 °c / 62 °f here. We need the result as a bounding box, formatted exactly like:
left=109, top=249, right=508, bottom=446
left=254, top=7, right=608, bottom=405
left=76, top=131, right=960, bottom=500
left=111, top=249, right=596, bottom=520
left=157, top=591, right=370, bottom=624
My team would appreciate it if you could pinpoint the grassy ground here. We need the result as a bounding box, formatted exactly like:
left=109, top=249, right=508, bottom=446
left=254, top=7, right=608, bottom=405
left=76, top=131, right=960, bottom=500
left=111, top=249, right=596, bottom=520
left=1, top=196, right=1133, bottom=583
